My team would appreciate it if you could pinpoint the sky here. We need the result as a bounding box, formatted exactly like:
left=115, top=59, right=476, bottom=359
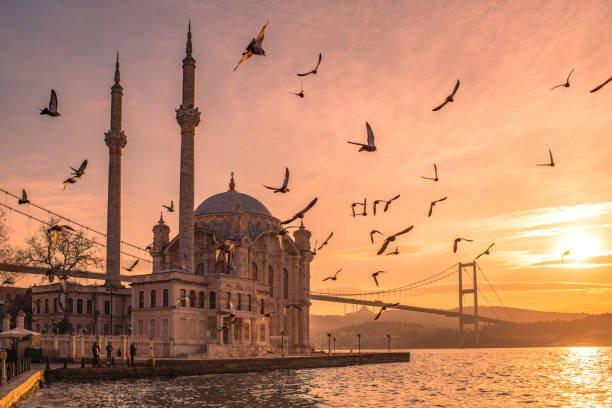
left=1, top=0, right=612, bottom=315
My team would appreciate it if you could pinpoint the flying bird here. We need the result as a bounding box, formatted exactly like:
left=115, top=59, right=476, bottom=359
left=347, top=122, right=377, bottom=152
left=63, top=176, right=77, bottom=190
left=370, top=230, right=384, bottom=244
left=281, top=197, right=318, bottom=225
left=215, top=239, right=235, bottom=262
left=562, top=249, right=570, bottom=265
left=551, top=69, right=574, bottom=90
left=122, top=259, right=139, bottom=272
left=536, top=149, right=555, bottom=167
left=322, top=269, right=342, bottom=282
left=421, top=164, right=439, bottom=182
left=274, top=226, right=296, bottom=251
left=297, top=53, right=322, bottom=76
left=40, top=89, right=61, bottom=117
left=351, top=198, right=367, bottom=217
left=386, top=246, right=399, bottom=256
left=162, top=200, right=175, bottom=212
left=589, top=75, right=612, bottom=93
left=373, top=195, right=400, bottom=215
left=47, top=224, right=75, bottom=244
left=290, top=82, right=305, bottom=98
left=432, top=79, right=460, bottom=111
left=145, top=245, right=152, bottom=252
left=374, top=302, right=400, bottom=320
left=475, top=243, right=495, bottom=260
left=428, top=197, right=448, bottom=217
left=261, top=312, right=275, bottom=323
left=264, top=167, right=290, bottom=193
left=317, top=232, right=334, bottom=251
left=18, top=189, right=29, bottom=205
left=234, top=21, right=268, bottom=71
left=377, top=226, right=414, bottom=255
left=453, top=238, right=474, bottom=253
left=70, top=159, right=88, bottom=178
left=371, top=270, right=385, bottom=286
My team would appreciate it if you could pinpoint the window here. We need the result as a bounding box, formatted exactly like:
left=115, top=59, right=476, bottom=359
left=44, top=299, right=49, bottom=314
left=196, top=263, right=205, bottom=276
left=67, top=298, right=73, bottom=313
left=54, top=298, right=58, bottom=313
left=268, top=266, right=274, bottom=297
left=86, top=299, right=92, bottom=315
left=226, top=292, right=231, bottom=310
left=104, top=301, right=110, bottom=315
left=179, top=289, right=186, bottom=307
left=137, top=319, right=144, bottom=335
left=248, top=294, right=252, bottom=312
left=76, top=299, right=83, bottom=314
left=36, top=300, right=40, bottom=314
left=138, top=291, right=144, bottom=308
left=189, top=290, right=195, bottom=308
left=150, top=290, right=157, bottom=308
left=149, top=319, right=156, bottom=338
left=163, top=289, right=169, bottom=307
left=209, top=292, right=216, bottom=310
left=162, top=319, right=169, bottom=338
left=283, top=268, right=289, bottom=299
left=237, top=293, right=242, bottom=310
left=260, top=298, right=265, bottom=314
left=252, top=262, right=258, bottom=281
left=198, top=291, right=205, bottom=308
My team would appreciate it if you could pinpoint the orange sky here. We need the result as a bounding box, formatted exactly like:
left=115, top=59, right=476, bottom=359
left=1, top=0, right=612, bottom=315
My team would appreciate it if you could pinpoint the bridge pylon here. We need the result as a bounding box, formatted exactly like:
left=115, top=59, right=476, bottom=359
left=458, top=262, right=479, bottom=347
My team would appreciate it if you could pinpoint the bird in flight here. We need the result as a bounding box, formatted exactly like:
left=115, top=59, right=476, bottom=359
left=590, top=75, right=612, bottom=93
left=386, top=246, right=399, bottom=256
left=371, top=270, right=385, bottom=286
left=70, top=159, right=88, bottom=178
left=453, top=237, right=473, bottom=253
left=297, top=53, right=322, bottom=76
left=62, top=176, right=77, bottom=190
left=322, top=269, right=342, bottom=282
left=47, top=224, right=75, bottom=244
left=18, top=189, right=30, bottom=205
left=289, top=82, right=305, bottom=98
left=562, top=249, right=570, bottom=265
left=428, top=197, right=448, bottom=217
left=122, top=259, right=139, bottom=272
left=432, top=79, right=460, bottom=111
left=377, top=226, right=414, bottom=255
left=275, top=226, right=297, bottom=251
left=162, top=200, right=175, bottom=212
left=373, top=194, right=400, bottom=215
left=317, top=232, right=334, bottom=251
left=40, top=89, right=61, bottom=117
left=421, top=164, right=439, bottom=182
left=370, top=230, right=384, bottom=244
left=347, top=122, right=377, bottom=152
left=551, top=69, right=574, bottom=90
left=281, top=198, right=318, bottom=225
left=351, top=198, right=367, bottom=217
left=261, top=311, right=275, bottom=323
left=215, top=238, right=235, bottom=262
left=475, top=243, right=495, bottom=260
left=264, top=167, right=290, bottom=193
left=374, top=302, right=400, bottom=320
left=145, top=245, right=152, bottom=252
left=234, top=21, right=268, bottom=71
left=536, top=149, right=555, bottom=167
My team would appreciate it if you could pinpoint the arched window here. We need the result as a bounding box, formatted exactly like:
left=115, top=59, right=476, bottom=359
left=283, top=268, right=289, bottom=299
left=196, top=263, right=205, bottom=276
left=198, top=291, right=205, bottom=308
left=150, top=290, right=157, bottom=308
left=268, top=266, right=274, bottom=297
left=251, top=262, right=258, bottom=281
left=189, top=290, right=196, bottom=308
left=260, top=298, right=265, bottom=314
left=209, top=292, right=216, bottom=310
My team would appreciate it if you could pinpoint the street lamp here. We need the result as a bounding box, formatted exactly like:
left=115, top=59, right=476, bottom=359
left=386, top=334, right=391, bottom=353
left=326, top=332, right=332, bottom=356
left=357, top=333, right=361, bottom=354
left=280, top=330, right=285, bottom=358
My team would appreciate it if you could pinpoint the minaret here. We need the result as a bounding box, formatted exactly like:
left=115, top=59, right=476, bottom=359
left=104, top=53, right=127, bottom=287
left=151, top=213, right=170, bottom=273
left=175, top=22, right=201, bottom=273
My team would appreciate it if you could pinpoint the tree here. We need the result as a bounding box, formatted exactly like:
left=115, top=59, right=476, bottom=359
left=0, top=208, right=16, bottom=285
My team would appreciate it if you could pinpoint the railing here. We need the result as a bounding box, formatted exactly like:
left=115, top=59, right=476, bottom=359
left=6, top=358, right=30, bottom=382
left=39, top=334, right=170, bottom=359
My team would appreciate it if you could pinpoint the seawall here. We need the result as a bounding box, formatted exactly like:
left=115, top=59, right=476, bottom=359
left=0, top=370, right=44, bottom=408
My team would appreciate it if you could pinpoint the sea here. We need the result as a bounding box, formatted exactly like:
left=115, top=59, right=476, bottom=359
left=18, top=347, right=612, bottom=407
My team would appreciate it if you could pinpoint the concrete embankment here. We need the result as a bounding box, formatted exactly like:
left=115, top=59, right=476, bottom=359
left=0, top=370, right=44, bottom=408
left=45, top=352, right=411, bottom=382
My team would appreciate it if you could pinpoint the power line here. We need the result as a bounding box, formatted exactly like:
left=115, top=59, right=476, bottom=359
left=477, top=264, right=514, bottom=322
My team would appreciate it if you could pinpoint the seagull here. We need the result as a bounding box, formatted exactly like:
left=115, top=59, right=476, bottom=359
left=18, top=189, right=30, bottom=205
left=453, top=238, right=474, bottom=253
left=317, top=232, right=334, bottom=251
left=351, top=198, right=366, bottom=217
left=70, top=159, right=88, bottom=178
left=122, top=259, right=139, bottom=272
left=383, top=194, right=400, bottom=212
left=347, top=122, right=377, bottom=152
left=145, top=245, right=152, bottom=252
left=297, top=53, right=322, bottom=76
left=358, top=198, right=368, bottom=216
left=536, top=149, right=555, bottom=167
left=377, top=226, right=414, bottom=255
left=274, top=226, right=297, bottom=251
left=261, top=312, right=275, bottom=323
left=47, top=224, right=75, bottom=244
left=234, top=21, right=268, bottom=71
left=371, top=270, right=385, bottom=286
left=386, top=246, right=399, bottom=256
left=421, top=164, right=439, bottom=182
left=370, top=230, right=384, bottom=244
left=63, top=176, right=77, bottom=190
left=475, top=243, right=495, bottom=260
left=432, top=79, right=460, bottom=111
left=162, top=200, right=175, bottom=212
left=290, top=82, right=305, bottom=98
left=215, top=239, right=234, bottom=262
left=217, top=316, right=238, bottom=332
left=562, top=249, right=570, bottom=265
left=590, top=75, right=612, bottom=93
left=428, top=197, right=448, bottom=217
left=373, top=195, right=400, bottom=215
left=322, top=269, right=342, bottom=282
left=374, top=302, right=400, bottom=320
left=551, top=69, right=574, bottom=90
left=40, top=89, right=61, bottom=117
left=264, top=167, right=290, bottom=193
left=281, top=197, right=318, bottom=225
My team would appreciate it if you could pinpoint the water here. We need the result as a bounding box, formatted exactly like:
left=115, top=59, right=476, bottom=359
left=20, top=347, right=612, bottom=407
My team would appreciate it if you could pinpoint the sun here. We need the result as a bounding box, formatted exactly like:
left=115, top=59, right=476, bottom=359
left=557, top=231, right=600, bottom=261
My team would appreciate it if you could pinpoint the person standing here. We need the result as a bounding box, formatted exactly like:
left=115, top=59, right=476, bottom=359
left=105, top=342, right=113, bottom=366
left=92, top=342, right=101, bottom=368
left=129, top=342, right=136, bottom=366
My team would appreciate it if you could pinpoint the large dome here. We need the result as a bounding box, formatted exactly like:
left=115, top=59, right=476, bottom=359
left=194, top=191, right=272, bottom=217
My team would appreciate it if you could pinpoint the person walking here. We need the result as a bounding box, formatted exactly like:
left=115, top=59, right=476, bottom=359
left=92, top=341, right=101, bottom=368
left=129, top=342, right=136, bottom=366
left=105, top=342, right=113, bottom=366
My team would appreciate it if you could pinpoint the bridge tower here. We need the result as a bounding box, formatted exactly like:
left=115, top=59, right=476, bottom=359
left=458, top=262, right=479, bottom=347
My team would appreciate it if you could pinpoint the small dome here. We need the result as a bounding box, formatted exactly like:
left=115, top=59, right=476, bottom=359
left=195, top=191, right=272, bottom=217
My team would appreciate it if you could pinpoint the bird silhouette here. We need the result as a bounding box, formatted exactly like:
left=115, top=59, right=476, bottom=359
left=383, top=194, right=400, bottom=212
left=562, top=249, right=570, bottom=265
left=590, top=75, right=612, bottom=93
left=62, top=177, right=77, bottom=190
left=234, top=21, right=268, bottom=71
left=322, top=269, right=342, bottom=282
left=453, top=238, right=473, bottom=253
left=536, top=149, right=555, bottom=167
left=261, top=312, right=275, bottom=323
left=70, top=159, right=88, bottom=178
left=432, top=80, right=460, bottom=111
left=264, top=167, right=290, bottom=193
left=297, top=53, right=322, bottom=76
left=281, top=197, right=318, bottom=225
left=551, top=69, right=574, bottom=90
left=428, top=197, right=448, bottom=217
left=351, top=198, right=367, bottom=217
left=274, top=226, right=297, bottom=251
left=145, top=245, right=152, bottom=252
left=370, top=230, right=384, bottom=244
left=475, top=243, right=495, bottom=260
left=290, top=82, right=305, bottom=98
left=40, top=89, right=61, bottom=117
left=47, top=224, right=75, bottom=244
left=162, top=200, right=175, bottom=212
left=347, top=122, right=377, bottom=152
left=386, top=246, right=399, bottom=256
left=122, top=259, right=139, bottom=272
left=18, top=189, right=29, bottom=205
left=421, top=164, right=439, bottom=181
left=317, top=232, right=334, bottom=251
left=371, top=270, right=385, bottom=286
left=374, top=302, right=400, bottom=320
left=377, top=226, right=414, bottom=255
left=215, top=238, right=235, bottom=262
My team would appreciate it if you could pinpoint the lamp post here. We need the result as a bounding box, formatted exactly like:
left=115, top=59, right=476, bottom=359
left=333, top=337, right=336, bottom=355
left=357, top=333, right=361, bottom=354
left=326, top=332, right=332, bottom=356
left=280, top=330, right=285, bottom=358
left=386, top=334, right=391, bottom=353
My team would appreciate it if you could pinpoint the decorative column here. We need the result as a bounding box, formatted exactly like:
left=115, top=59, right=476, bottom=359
left=293, top=224, right=313, bottom=352
left=152, top=214, right=170, bottom=273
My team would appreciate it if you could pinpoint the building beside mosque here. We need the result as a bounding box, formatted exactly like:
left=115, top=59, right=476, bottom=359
left=29, top=24, right=313, bottom=358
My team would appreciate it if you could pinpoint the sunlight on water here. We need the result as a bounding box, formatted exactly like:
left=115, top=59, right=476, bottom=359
left=19, top=347, right=612, bottom=407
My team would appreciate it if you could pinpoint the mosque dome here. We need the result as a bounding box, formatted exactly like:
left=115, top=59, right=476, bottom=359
left=194, top=173, right=272, bottom=217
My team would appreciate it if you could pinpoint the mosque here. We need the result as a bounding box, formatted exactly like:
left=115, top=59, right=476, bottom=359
left=30, top=25, right=313, bottom=357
